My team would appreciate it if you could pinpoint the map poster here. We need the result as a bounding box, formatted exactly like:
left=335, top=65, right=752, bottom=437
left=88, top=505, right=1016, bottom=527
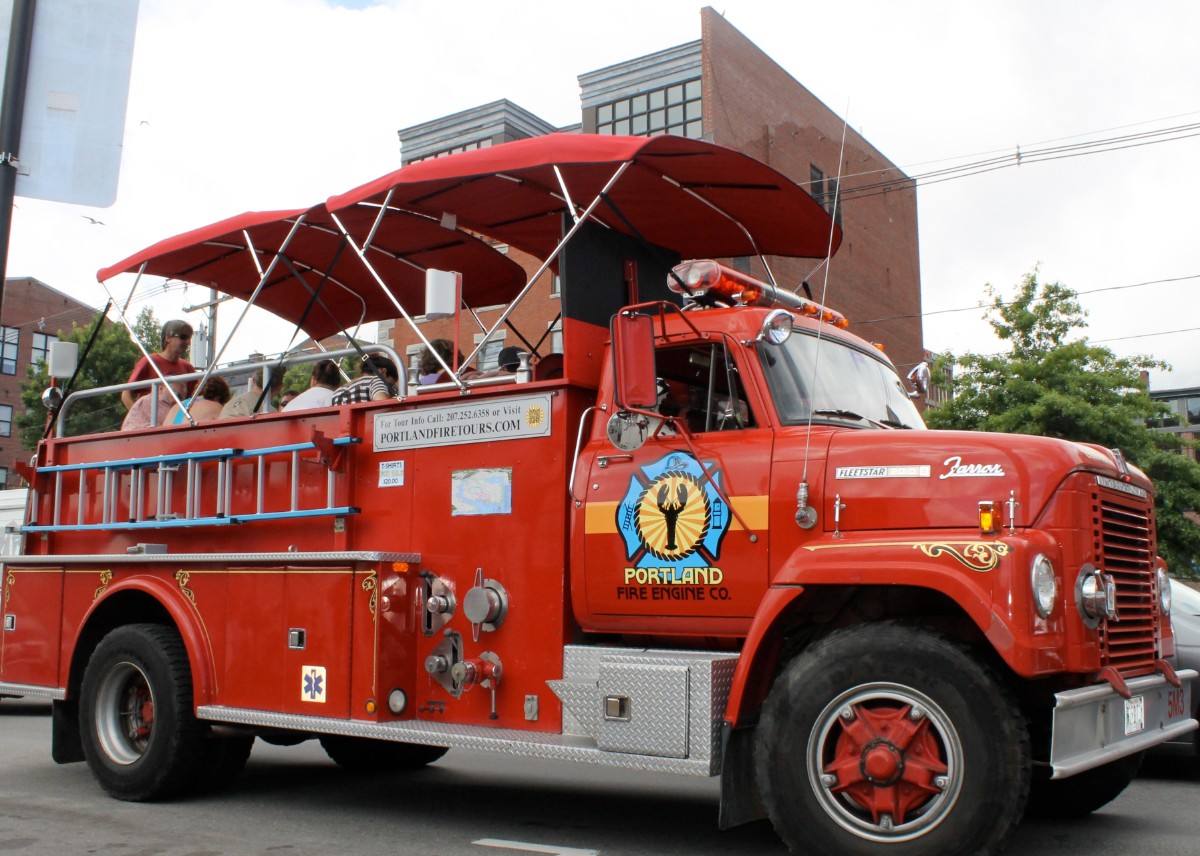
left=452, top=468, right=513, bottom=516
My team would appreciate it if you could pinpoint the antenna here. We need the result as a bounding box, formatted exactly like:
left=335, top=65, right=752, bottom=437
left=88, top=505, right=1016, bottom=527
left=796, top=104, right=850, bottom=525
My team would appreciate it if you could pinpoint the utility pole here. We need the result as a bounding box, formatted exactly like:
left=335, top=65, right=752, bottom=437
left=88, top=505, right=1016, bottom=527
left=0, top=0, right=38, bottom=319
left=182, top=287, right=230, bottom=367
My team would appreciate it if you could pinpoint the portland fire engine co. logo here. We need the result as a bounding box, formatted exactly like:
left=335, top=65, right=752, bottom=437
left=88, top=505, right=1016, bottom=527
left=617, top=452, right=731, bottom=575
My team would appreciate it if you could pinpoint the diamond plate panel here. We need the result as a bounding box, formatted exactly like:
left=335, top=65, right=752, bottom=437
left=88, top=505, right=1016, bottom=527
left=197, top=704, right=717, bottom=776
left=597, top=662, right=689, bottom=757
left=546, top=678, right=597, bottom=738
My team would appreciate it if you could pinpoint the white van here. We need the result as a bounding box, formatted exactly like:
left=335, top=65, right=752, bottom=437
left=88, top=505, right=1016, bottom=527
left=0, top=488, right=28, bottom=556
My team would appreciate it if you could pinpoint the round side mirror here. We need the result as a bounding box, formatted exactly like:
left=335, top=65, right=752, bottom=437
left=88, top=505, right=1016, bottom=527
left=606, top=412, right=649, bottom=452
left=41, top=386, right=63, bottom=412
left=906, top=361, right=931, bottom=398
left=757, top=309, right=794, bottom=345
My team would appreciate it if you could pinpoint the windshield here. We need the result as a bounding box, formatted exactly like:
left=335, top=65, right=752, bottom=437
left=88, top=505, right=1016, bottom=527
left=758, top=330, right=926, bottom=429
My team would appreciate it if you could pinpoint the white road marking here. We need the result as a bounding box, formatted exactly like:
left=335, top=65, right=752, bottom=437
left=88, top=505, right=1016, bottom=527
left=473, top=838, right=599, bottom=856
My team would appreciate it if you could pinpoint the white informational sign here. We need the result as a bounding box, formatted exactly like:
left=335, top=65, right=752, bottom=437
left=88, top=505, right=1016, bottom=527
left=373, top=393, right=553, bottom=451
left=378, top=459, right=405, bottom=487
left=0, top=0, right=140, bottom=207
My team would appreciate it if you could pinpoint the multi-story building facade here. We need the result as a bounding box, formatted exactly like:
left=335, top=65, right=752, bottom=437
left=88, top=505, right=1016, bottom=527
left=1150, top=385, right=1200, bottom=462
left=387, top=8, right=923, bottom=381
left=0, top=277, right=99, bottom=487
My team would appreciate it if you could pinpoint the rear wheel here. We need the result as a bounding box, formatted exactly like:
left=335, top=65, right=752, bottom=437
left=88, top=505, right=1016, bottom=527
left=79, top=624, right=206, bottom=800
left=756, top=622, right=1030, bottom=856
left=319, top=735, right=447, bottom=771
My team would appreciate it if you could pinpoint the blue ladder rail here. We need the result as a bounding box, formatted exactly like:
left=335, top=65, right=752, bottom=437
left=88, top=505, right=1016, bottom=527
left=26, top=437, right=361, bottom=532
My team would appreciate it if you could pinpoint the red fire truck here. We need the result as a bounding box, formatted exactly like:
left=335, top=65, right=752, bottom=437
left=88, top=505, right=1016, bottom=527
left=0, top=135, right=1194, bottom=856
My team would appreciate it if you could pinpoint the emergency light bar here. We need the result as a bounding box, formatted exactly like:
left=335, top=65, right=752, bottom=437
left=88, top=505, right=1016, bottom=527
left=668, top=260, right=849, bottom=329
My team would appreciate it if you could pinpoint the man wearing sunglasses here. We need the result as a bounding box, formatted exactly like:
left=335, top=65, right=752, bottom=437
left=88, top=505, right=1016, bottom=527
left=120, top=319, right=197, bottom=411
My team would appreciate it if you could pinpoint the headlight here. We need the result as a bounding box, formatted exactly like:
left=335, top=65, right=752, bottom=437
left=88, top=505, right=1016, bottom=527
left=1031, top=554, right=1057, bottom=618
left=1158, top=567, right=1172, bottom=617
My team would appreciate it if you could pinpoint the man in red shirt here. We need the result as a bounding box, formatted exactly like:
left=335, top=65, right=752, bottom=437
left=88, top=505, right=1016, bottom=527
left=120, top=319, right=197, bottom=411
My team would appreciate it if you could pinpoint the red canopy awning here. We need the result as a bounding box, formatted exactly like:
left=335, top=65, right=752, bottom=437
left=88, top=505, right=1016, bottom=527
left=97, top=205, right=527, bottom=341
left=327, top=133, right=841, bottom=262
left=99, top=135, right=839, bottom=341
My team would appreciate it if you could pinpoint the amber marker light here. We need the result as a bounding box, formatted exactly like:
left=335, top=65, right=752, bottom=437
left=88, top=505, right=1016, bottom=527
left=667, top=260, right=850, bottom=327
left=365, top=699, right=377, bottom=714
left=978, top=501, right=999, bottom=535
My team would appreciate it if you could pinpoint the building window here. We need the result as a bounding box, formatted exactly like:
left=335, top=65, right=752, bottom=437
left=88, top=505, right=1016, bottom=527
left=596, top=78, right=702, bottom=139
left=32, top=331, right=56, bottom=365
left=809, top=165, right=824, bottom=200
left=0, top=404, right=11, bottom=437
left=549, top=319, right=563, bottom=354
left=808, top=165, right=842, bottom=227
left=473, top=332, right=505, bottom=371
left=0, top=467, right=8, bottom=488
left=408, top=137, right=493, bottom=164
left=1187, top=396, right=1200, bottom=426
left=0, top=326, right=17, bottom=375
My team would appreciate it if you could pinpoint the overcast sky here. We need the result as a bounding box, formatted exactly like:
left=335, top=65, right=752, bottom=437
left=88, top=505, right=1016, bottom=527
left=8, top=0, right=1200, bottom=388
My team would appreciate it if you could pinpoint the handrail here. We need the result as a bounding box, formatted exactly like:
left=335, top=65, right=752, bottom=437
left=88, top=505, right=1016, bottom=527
left=53, top=343, right=406, bottom=438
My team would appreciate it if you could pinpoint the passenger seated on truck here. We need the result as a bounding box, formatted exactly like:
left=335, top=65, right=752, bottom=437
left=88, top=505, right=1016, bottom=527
left=458, top=345, right=525, bottom=382
left=283, top=359, right=340, bottom=412
left=121, top=380, right=186, bottom=431
left=332, top=355, right=398, bottom=404
left=222, top=369, right=284, bottom=418
left=418, top=339, right=461, bottom=384
left=165, top=376, right=231, bottom=425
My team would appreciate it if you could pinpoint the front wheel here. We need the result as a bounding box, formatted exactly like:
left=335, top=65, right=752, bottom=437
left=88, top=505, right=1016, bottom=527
left=79, top=624, right=206, bottom=800
left=756, top=622, right=1030, bottom=856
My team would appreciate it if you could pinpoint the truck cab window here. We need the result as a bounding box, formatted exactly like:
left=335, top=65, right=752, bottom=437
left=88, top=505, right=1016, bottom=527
left=758, top=330, right=925, bottom=429
left=654, top=342, right=754, bottom=433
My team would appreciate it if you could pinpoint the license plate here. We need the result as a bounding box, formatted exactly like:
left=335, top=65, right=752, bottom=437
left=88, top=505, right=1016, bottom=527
left=1124, top=695, right=1145, bottom=735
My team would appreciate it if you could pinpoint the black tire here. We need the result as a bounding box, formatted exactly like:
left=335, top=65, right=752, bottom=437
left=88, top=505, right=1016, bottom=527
left=79, top=623, right=206, bottom=801
left=193, top=733, right=255, bottom=794
left=756, top=622, right=1030, bottom=856
left=319, top=735, right=447, bottom=771
left=1025, top=751, right=1143, bottom=818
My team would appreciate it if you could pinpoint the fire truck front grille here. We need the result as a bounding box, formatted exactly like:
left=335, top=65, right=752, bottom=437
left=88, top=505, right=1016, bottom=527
left=1094, top=494, right=1157, bottom=676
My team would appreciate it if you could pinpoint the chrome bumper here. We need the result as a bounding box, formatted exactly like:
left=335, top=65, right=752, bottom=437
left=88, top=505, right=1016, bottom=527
left=1050, top=668, right=1198, bottom=778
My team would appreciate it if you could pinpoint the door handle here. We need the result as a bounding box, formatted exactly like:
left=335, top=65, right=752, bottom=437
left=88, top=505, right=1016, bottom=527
left=597, top=454, right=634, bottom=468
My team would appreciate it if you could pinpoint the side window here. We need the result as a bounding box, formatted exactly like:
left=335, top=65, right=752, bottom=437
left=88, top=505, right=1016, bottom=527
left=653, top=342, right=754, bottom=433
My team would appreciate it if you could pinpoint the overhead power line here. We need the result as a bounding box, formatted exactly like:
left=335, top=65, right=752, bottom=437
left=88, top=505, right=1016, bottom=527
left=809, top=116, right=1200, bottom=204
left=855, top=273, right=1200, bottom=326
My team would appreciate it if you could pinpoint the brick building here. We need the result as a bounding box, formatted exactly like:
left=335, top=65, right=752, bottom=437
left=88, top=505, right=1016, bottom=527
left=0, top=278, right=99, bottom=487
left=387, top=7, right=923, bottom=379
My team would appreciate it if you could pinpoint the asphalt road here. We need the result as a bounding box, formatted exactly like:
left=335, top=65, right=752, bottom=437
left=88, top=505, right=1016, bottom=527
left=1, top=698, right=1196, bottom=856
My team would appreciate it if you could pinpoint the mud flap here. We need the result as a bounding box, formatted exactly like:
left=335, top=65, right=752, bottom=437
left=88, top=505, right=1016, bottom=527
left=51, top=698, right=84, bottom=764
left=718, top=723, right=766, bottom=829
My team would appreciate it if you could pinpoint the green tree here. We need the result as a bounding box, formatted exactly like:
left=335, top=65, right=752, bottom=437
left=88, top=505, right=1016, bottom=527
left=18, top=315, right=142, bottom=448
left=131, top=305, right=163, bottom=354
left=927, top=270, right=1200, bottom=577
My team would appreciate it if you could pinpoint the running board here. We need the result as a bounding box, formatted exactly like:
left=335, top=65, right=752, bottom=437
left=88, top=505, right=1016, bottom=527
left=196, top=704, right=719, bottom=777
